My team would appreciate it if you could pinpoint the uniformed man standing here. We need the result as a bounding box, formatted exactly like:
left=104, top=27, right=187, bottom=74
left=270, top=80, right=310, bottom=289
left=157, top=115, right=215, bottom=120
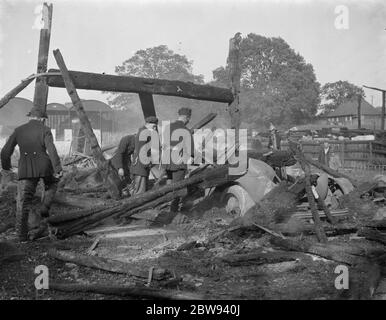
left=268, top=123, right=281, bottom=150
left=131, top=116, right=159, bottom=195
left=109, top=134, right=135, bottom=196
left=0, top=106, right=63, bottom=241
left=163, top=107, right=194, bottom=212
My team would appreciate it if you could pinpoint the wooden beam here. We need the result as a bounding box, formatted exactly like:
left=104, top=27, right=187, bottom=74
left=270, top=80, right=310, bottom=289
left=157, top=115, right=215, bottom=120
left=0, top=76, right=35, bottom=109
left=227, top=32, right=242, bottom=129
left=46, top=69, right=234, bottom=103
left=49, top=282, right=204, bottom=300
left=53, top=49, right=121, bottom=199
left=289, top=141, right=327, bottom=243
left=138, top=92, right=156, bottom=118
left=382, top=91, right=385, bottom=131
left=363, top=85, right=386, bottom=93
left=357, top=95, right=362, bottom=129
left=189, top=112, right=217, bottom=130
left=33, top=3, right=53, bottom=113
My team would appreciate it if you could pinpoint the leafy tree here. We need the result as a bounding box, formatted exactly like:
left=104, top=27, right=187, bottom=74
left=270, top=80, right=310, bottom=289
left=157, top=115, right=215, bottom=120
left=106, top=45, right=204, bottom=110
left=211, top=34, right=320, bottom=127
left=319, top=81, right=365, bottom=115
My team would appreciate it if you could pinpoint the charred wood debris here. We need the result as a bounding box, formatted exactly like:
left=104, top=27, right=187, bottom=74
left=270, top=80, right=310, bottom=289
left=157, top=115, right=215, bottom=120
left=1, top=140, right=386, bottom=299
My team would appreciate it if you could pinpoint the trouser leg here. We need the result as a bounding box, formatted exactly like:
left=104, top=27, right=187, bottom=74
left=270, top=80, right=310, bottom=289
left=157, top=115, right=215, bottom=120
left=167, top=170, right=186, bottom=213
left=41, top=176, right=59, bottom=218
left=132, top=175, right=147, bottom=195
left=17, top=178, right=38, bottom=241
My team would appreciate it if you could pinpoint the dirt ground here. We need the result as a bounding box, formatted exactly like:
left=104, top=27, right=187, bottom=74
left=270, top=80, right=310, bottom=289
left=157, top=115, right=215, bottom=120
left=1, top=169, right=386, bottom=300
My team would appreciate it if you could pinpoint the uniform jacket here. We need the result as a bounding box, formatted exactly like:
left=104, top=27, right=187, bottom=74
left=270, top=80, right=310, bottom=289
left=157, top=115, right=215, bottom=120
left=110, top=134, right=135, bottom=176
left=131, top=126, right=159, bottom=177
left=318, top=146, right=333, bottom=166
left=163, top=120, right=194, bottom=172
left=1, top=120, right=62, bottom=180
left=268, top=132, right=281, bottom=150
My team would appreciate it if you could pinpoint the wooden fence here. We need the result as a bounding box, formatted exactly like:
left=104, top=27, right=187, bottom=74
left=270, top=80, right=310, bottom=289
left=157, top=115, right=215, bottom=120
left=280, top=140, right=386, bottom=168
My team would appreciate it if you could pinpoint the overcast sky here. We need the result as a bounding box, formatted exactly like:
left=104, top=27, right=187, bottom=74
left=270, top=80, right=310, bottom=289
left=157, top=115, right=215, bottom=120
left=0, top=0, right=385, bottom=107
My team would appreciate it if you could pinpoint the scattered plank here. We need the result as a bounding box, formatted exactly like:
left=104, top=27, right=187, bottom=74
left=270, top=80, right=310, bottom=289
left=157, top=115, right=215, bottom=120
left=49, top=282, right=204, bottom=300
left=55, top=165, right=240, bottom=238
left=48, top=249, right=170, bottom=280
left=220, top=249, right=301, bottom=267
left=357, top=227, right=386, bottom=245
left=269, top=236, right=368, bottom=266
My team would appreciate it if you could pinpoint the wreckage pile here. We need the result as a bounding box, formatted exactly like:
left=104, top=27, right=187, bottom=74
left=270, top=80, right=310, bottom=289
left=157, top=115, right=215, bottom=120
left=48, top=164, right=243, bottom=238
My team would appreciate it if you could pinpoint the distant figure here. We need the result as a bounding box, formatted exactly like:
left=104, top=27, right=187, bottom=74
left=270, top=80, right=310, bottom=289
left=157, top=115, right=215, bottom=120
left=109, top=134, right=135, bottom=196
left=318, top=141, right=333, bottom=167
left=131, top=116, right=159, bottom=195
left=0, top=105, right=63, bottom=242
left=268, top=123, right=281, bottom=150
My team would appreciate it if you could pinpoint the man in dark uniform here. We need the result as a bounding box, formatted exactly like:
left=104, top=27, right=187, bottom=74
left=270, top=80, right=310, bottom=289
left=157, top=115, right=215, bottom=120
left=163, top=107, right=194, bottom=212
left=1, top=106, right=62, bottom=241
left=318, top=141, right=333, bottom=167
left=131, top=116, right=159, bottom=195
left=109, top=134, right=135, bottom=196
left=267, top=123, right=281, bottom=150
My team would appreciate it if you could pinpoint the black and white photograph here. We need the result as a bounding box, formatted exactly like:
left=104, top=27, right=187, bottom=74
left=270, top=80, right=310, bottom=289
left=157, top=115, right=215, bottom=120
left=0, top=0, right=385, bottom=306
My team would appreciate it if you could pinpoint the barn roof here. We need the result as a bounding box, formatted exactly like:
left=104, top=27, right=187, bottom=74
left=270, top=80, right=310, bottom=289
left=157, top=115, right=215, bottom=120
left=47, top=103, right=68, bottom=111
left=325, top=98, right=380, bottom=117
left=65, top=100, right=112, bottom=112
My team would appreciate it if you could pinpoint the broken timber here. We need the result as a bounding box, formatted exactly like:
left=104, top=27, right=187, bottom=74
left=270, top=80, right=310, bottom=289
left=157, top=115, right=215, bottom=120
left=289, top=140, right=327, bottom=242
left=48, top=249, right=170, bottom=280
left=46, top=69, right=234, bottom=103
left=303, top=155, right=358, bottom=187
left=227, top=32, right=242, bottom=130
left=33, top=3, right=53, bottom=114
left=49, top=282, right=203, bottom=300
left=53, top=49, right=121, bottom=199
left=0, top=76, right=35, bottom=109
left=52, top=165, right=239, bottom=238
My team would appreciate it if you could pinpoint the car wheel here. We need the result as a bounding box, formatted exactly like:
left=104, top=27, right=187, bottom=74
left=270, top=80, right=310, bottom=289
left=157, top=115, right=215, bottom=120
left=222, top=185, right=255, bottom=217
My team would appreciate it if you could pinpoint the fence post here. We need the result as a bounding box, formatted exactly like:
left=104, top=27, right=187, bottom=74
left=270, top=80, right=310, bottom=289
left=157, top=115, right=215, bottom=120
left=340, top=141, right=345, bottom=168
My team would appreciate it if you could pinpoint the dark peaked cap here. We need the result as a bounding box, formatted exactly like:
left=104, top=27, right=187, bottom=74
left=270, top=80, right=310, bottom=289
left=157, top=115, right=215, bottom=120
left=178, top=107, right=192, bottom=116
left=27, top=105, right=48, bottom=119
left=145, top=116, right=159, bottom=124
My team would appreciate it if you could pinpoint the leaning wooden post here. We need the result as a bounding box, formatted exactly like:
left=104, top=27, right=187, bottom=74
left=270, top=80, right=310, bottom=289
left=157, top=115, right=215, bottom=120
left=382, top=91, right=385, bottom=131
left=33, top=3, right=53, bottom=114
left=357, top=95, right=362, bottom=129
left=289, top=141, right=327, bottom=243
left=0, top=75, right=35, bottom=109
left=227, top=32, right=242, bottom=130
left=53, top=49, right=121, bottom=199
